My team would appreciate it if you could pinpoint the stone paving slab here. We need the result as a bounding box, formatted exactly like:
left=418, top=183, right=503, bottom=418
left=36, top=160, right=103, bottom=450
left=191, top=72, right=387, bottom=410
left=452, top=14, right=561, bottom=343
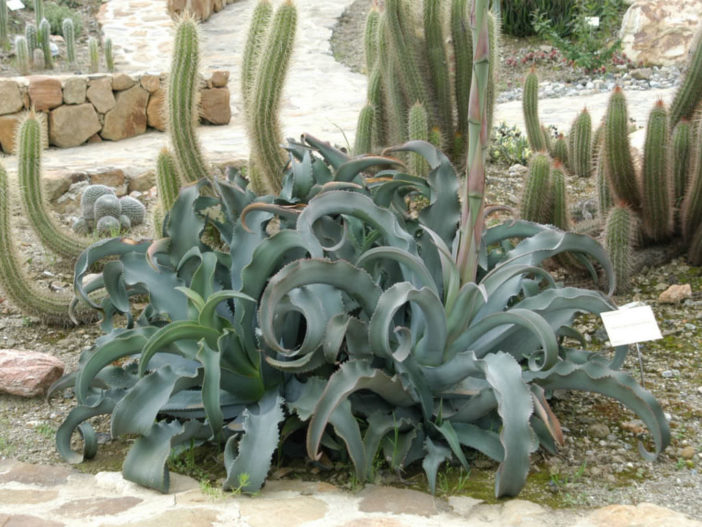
left=0, top=462, right=700, bottom=527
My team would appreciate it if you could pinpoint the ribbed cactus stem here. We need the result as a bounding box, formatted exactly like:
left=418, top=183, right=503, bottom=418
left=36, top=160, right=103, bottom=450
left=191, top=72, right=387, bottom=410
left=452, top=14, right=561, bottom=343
left=520, top=152, right=552, bottom=224
left=384, top=0, right=431, bottom=117
left=377, top=13, right=406, bottom=146
left=363, top=4, right=380, bottom=74
left=424, top=0, right=453, bottom=152
left=25, top=23, right=37, bottom=51
left=429, top=126, right=442, bottom=150
left=688, top=225, right=702, bottom=265
left=641, top=100, right=673, bottom=241
left=572, top=108, right=592, bottom=177
left=39, top=18, right=52, bottom=69
left=104, top=37, right=114, bottom=72
left=681, top=120, right=702, bottom=241
left=605, top=205, right=636, bottom=293
left=367, top=64, right=386, bottom=150
left=550, top=161, right=569, bottom=230
left=552, top=133, right=569, bottom=166
left=15, top=36, right=30, bottom=75
left=34, top=0, right=43, bottom=33
left=485, top=12, right=499, bottom=138
left=591, top=122, right=604, bottom=175
left=88, top=37, right=99, bottom=73
left=523, top=69, right=546, bottom=152
left=604, top=86, right=641, bottom=211
left=248, top=0, right=297, bottom=195
left=670, top=119, right=691, bottom=231
left=596, top=142, right=613, bottom=218
left=241, top=0, right=272, bottom=116
left=168, top=15, right=209, bottom=184
left=354, top=104, right=374, bottom=156
left=541, top=124, right=552, bottom=154
left=62, top=18, right=75, bottom=64
left=0, top=161, right=90, bottom=325
left=17, top=112, right=87, bottom=259
left=451, top=0, right=472, bottom=158
left=408, top=102, right=429, bottom=177
left=156, top=148, right=181, bottom=213
left=669, top=29, right=702, bottom=127
left=0, top=0, right=8, bottom=47
left=32, top=47, right=44, bottom=70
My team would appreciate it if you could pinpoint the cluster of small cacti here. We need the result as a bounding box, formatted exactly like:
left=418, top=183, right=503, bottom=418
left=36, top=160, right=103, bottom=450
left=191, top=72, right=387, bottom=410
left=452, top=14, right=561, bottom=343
left=353, top=0, right=498, bottom=166
left=73, top=185, right=146, bottom=237
left=519, top=27, right=702, bottom=291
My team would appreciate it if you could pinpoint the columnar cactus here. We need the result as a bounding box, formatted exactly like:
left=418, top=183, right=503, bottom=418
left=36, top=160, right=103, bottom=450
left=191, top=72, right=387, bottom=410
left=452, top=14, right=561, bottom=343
left=552, top=133, right=569, bottom=167
left=34, top=0, right=44, bottom=33
left=570, top=108, right=592, bottom=178
left=376, top=12, right=406, bottom=146
left=520, top=152, right=551, bottom=224
left=241, top=0, right=272, bottom=116
left=62, top=18, right=75, bottom=64
left=523, top=69, right=546, bottom=152
left=17, top=112, right=87, bottom=259
left=363, top=2, right=380, bottom=73
left=366, top=64, right=386, bottom=150
left=550, top=161, right=569, bottom=231
left=104, top=37, right=114, bottom=72
left=604, top=87, right=641, bottom=212
left=641, top=100, right=673, bottom=242
left=0, top=0, right=8, bottom=48
left=670, top=119, right=691, bottom=230
left=408, top=102, right=429, bottom=177
left=88, top=37, right=99, bottom=73
left=596, top=141, right=613, bottom=217
left=424, top=0, right=452, bottom=151
left=156, top=147, right=181, bottom=214
left=354, top=104, right=374, bottom=156
left=669, top=30, right=702, bottom=127
left=0, top=161, right=88, bottom=325
left=689, top=226, right=702, bottom=265
left=33, top=47, right=45, bottom=70
left=15, top=36, right=30, bottom=75
left=25, top=23, right=37, bottom=51
left=681, top=120, right=702, bottom=241
left=605, top=205, right=636, bottom=292
left=168, top=15, right=209, bottom=184
left=451, top=0, right=472, bottom=159
left=39, top=18, right=52, bottom=69
left=247, top=0, right=297, bottom=194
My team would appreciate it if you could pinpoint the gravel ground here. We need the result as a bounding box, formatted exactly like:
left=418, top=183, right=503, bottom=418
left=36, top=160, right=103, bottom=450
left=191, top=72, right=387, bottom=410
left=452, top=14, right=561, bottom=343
left=0, top=0, right=700, bottom=518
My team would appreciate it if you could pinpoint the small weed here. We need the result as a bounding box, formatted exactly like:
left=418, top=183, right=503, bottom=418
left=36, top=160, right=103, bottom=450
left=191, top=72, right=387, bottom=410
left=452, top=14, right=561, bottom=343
left=34, top=423, right=56, bottom=439
left=437, top=465, right=471, bottom=496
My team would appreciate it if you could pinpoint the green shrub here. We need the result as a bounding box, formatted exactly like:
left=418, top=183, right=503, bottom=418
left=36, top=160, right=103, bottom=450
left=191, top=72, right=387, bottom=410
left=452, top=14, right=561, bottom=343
left=489, top=122, right=531, bottom=166
left=499, top=0, right=577, bottom=37
left=43, top=1, right=82, bottom=37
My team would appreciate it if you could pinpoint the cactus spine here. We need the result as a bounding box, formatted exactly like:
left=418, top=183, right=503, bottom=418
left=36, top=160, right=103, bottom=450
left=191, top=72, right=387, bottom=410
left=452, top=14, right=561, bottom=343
left=670, top=119, right=691, bottom=230
left=641, top=100, right=673, bottom=241
left=669, top=31, right=702, bottom=127
left=681, top=120, right=702, bottom=241
left=25, top=23, right=37, bottom=51
left=17, top=112, right=87, bottom=260
left=523, top=69, right=546, bottom=152
left=15, top=36, right=30, bottom=75
left=451, top=0, right=472, bottom=159
left=248, top=0, right=297, bottom=195
left=354, top=104, right=374, bottom=156
left=520, top=152, right=551, bottom=224
left=604, top=87, right=641, bottom=211
left=62, top=18, right=75, bottom=64
left=88, top=37, right=99, bottom=73
left=408, top=102, right=429, bottom=177
left=424, top=0, right=452, bottom=152
left=571, top=108, right=592, bottom=177
left=0, top=0, right=8, bottom=48
left=0, top=161, right=91, bottom=325
left=168, top=15, right=209, bottom=184
left=241, top=0, right=272, bottom=115
left=605, top=205, right=636, bottom=292
left=104, top=37, right=114, bottom=72
left=39, top=18, right=52, bottom=69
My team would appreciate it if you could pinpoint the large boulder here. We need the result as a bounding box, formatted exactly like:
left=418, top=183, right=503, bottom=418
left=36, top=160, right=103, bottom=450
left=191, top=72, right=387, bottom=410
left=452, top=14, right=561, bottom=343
left=63, top=77, right=87, bottom=105
left=619, top=0, right=702, bottom=66
left=49, top=103, right=102, bottom=148
left=87, top=77, right=116, bottom=114
left=0, top=349, right=65, bottom=398
left=28, top=77, right=62, bottom=111
left=146, top=87, right=166, bottom=131
left=199, top=87, right=231, bottom=125
left=0, top=80, right=24, bottom=115
left=101, top=85, right=149, bottom=141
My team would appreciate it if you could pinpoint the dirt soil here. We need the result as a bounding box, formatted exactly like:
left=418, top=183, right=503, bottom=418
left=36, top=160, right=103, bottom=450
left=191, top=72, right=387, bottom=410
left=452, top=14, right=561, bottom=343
left=0, top=0, right=106, bottom=76
left=0, top=0, right=700, bottom=519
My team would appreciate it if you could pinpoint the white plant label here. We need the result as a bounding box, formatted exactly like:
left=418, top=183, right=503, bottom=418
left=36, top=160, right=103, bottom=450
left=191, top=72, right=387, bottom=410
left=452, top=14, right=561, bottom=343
left=7, top=0, right=24, bottom=11
left=600, top=304, right=662, bottom=347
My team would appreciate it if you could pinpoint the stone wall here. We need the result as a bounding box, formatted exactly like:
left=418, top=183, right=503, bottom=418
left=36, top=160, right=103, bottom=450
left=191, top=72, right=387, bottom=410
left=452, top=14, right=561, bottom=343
left=167, top=0, right=238, bottom=22
left=0, top=71, right=231, bottom=154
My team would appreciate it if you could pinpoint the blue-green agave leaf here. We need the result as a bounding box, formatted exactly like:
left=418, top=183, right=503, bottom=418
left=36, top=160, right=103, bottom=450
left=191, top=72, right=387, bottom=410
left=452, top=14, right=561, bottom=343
left=56, top=396, right=117, bottom=464
left=196, top=341, right=224, bottom=442
left=451, top=422, right=505, bottom=462
left=356, top=246, right=439, bottom=296
left=138, top=321, right=220, bottom=376
left=422, top=436, right=452, bottom=495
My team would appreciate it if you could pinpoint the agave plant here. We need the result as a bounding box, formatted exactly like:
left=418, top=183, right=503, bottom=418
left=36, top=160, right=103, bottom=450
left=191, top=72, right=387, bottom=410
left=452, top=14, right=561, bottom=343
left=51, top=136, right=669, bottom=497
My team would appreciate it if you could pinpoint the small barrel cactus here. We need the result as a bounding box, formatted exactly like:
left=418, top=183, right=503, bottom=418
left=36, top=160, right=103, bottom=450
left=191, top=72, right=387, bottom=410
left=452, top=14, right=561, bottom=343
left=72, top=217, right=91, bottom=236
left=119, top=196, right=146, bottom=226
left=119, top=214, right=131, bottom=230
left=80, top=184, right=115, bottom=220
left=93, top=193, right=121, bottom=221
left=96, top=215, right=121, bottom=237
